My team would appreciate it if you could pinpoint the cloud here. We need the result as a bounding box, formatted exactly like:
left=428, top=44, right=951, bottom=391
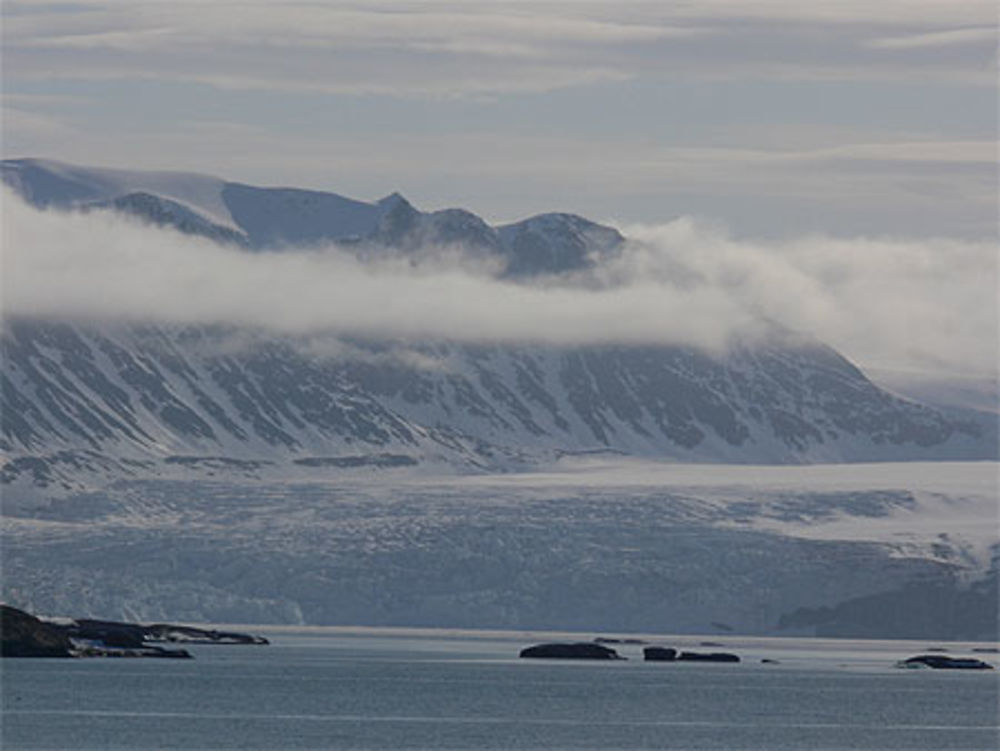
left=621, top=0, right=996, bottom=26
left=4, top=1, right=995, bottom=100
left=2, top=2, right=699, bottom=97
left=613, top=220, right=998, bottom=378
left=2, top=190, right=996, bottom=380
left=867, top=27, right=997, bottom=51
left=0, top=191, right=760, bottom=353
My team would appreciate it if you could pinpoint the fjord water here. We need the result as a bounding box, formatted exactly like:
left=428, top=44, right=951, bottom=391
left=2, top=630, right=997, bottom=750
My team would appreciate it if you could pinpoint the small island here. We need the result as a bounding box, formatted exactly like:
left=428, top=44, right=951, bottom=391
left=519, top=642, right=624, bottom=660
left=897, top=654, right=994, bottom=670
left=644, top=646, right=740, bottom=663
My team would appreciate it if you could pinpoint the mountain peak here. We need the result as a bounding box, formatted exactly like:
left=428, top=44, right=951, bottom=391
left=377, top=191, right=411, bottom=209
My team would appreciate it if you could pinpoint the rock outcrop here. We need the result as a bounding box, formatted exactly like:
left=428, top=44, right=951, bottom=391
left=519, top=642, right=623, bottom=659
left=643, top=646, right=678, bottom=661
left=0, top=606, right=267, bottom=658
left=643, top=646, right=740, bottom=663
left=897, top=654, right=994, bottom=670
left=0, top=605, right=73, bottom=657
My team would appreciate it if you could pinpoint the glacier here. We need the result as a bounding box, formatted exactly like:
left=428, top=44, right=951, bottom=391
left=3, top=461, right=997, bottom=638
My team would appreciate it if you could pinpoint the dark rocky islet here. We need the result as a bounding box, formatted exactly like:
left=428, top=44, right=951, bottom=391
left=519, top=642, right=624, bottom=660
left=643, top=646, right=740, bottom=663
left=897, top=654, right=994, bottom=670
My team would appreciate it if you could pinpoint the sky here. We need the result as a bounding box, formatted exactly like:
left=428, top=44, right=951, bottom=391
left=2, top=0, right=997, bottom=237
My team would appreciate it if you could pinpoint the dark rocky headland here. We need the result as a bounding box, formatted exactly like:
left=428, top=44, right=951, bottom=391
left=0, top=605, right=268, bottom=658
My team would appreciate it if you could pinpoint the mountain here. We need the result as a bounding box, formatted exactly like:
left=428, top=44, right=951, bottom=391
left=84, top=192, right=249, bottom=247
left=2, top=158, right=993, bottom=486
left=2, top=158, right=997, bottom=638
left=1, top=320, right=993, bottom=493
left=1, top=157, right=623, bottom=276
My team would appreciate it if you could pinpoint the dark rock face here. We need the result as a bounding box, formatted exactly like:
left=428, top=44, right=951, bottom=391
left=0, top=605, right=73, bottom=657
left=899, top=655, right=994, bottom=670
left=519, top=642, right=623, bottom=659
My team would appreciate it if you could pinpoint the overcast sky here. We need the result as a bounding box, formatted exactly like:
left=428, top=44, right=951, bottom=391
left=2, top=1, right=996, bottom=237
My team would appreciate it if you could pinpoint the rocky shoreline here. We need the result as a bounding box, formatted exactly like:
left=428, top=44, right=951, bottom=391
left=0, top=605, right=268, bottom=659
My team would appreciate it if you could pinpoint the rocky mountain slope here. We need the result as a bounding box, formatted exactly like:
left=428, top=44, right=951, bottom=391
left=2, top=319, right=992, bottom=494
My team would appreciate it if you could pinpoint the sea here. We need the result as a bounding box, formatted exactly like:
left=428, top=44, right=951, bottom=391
left=2, top=627, right=998, bottom=750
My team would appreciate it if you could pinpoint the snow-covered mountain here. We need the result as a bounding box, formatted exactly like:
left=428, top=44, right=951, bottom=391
left=1, top=157, right=623, bottom=277
left=1, top=320, right=993, bottom=495
left=2, top=158, right=997, bottom=639
left=2, top=158, right=993, bottom=487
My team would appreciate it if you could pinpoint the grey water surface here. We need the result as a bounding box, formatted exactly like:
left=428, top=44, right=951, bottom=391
left=2, top=630, right=997, bottom=750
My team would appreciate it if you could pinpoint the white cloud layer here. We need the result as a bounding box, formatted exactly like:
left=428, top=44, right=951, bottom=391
left=0, top=192, right=760, bottom=352
left=4, top=1, right=995, bottom=98
left=2, top=191, right=996, bottom=380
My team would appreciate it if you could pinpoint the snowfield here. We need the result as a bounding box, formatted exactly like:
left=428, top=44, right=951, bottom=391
left=3, top=460, right=996, bottom=639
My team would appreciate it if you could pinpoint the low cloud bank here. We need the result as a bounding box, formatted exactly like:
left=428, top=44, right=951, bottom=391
left=2, top=190, right=996, bottom=378
left=610, top=220, right=998, bottom=378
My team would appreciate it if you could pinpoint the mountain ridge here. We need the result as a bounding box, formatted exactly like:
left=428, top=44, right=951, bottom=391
left=2, top=157, right=624, bottom=277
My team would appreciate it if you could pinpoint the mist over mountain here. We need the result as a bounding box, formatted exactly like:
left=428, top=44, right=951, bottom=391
left=2, top=158, right=996, bottom=639
left=2, top=157, right=624, bottom=278
left=3, top=157, right=994, bottom=483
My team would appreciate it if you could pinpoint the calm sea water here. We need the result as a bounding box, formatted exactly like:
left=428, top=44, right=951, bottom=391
left=2, top=629, right=997, bottom=750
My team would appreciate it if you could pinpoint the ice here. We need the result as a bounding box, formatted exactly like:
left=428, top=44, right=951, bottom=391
left=3, top=461, right=996, bottom=637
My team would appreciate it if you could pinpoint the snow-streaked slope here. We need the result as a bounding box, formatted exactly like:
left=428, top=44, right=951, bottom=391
left=84, top=192, right=249, bottom=246
left=2, top=461, right=996, bottom=638
left=3, top=320, right=993, bottom=498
